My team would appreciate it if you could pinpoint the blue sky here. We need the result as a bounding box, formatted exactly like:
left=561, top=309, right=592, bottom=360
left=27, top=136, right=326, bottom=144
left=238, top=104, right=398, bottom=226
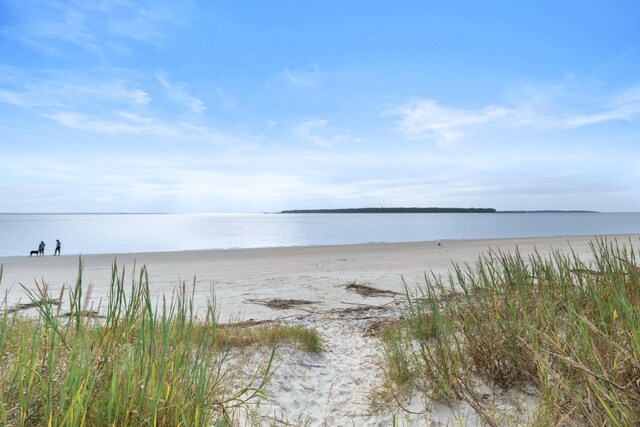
left=1, top=0, right=639, bottom=213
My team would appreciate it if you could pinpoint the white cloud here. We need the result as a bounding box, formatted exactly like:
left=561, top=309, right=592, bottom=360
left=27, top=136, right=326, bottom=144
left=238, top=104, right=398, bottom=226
left=107, top=1, right=194, bottom=45
left=40, top=5, right=101, bottom=52
left=45, top=111, right=168, bottom=135
left=156, top=73, right=206, bottom=113
left=612, top=86, right=640, bottom=107
left=70, top=82, right=151, bottom=105
left=2, top=127, right=637, bottom=212
left=392, top=100, right=511, bottom=144
left=0, top=90, right=43, bottom=108
left=108, top=14, right=165, bottom=46
left=279, top=67, right=319, bottom=88
left=0, top=80, right=149, bottom=109
left=43, top=110, right=235, bottom=144
left=212, top=86, right=237, bottom=111
left=392, top=84, right=640, bottom=144
left=291, top=119, right=357, bottom=148
left=4, top=1, right=191, bottom=56
left=292, top=119, right=331, bottom=147
left=564, top=86, right=640, bottom=126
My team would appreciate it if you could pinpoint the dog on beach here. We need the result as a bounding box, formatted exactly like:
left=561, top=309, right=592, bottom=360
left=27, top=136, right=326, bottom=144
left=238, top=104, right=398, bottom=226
left=30, top=250, right=39, bottom=256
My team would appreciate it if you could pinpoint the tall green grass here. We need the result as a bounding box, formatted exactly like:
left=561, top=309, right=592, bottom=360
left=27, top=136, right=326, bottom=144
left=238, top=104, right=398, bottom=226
left=0, top=260, right=282, bottom=426
left=381, top=238, right=640, bottom=426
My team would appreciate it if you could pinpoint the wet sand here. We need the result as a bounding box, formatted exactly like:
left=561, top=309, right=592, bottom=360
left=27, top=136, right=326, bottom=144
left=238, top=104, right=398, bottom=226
left=1, top=234, right=636, bottom=322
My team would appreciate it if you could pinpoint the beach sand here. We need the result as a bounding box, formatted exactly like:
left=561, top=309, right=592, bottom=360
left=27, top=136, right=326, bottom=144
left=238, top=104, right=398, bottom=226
left=1, top=234, right=637, bottom=425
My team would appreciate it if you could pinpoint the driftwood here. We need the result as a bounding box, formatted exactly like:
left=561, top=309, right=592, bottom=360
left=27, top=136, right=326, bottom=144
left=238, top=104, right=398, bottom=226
left=217, top=318, right=280, bottom=328
left=4, top=299, right=60, bottom=314
left=345, top=281, right=400, bottom=297
left=246, top=298, right=317, bottom=310
left=59, top=310, right=105, bottom=319
left=363, top=317, right=403, bottom=337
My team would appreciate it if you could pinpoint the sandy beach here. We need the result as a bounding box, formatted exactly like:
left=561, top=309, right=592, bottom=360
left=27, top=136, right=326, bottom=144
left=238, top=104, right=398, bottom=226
left=1, top=234, right=637, bottom=322
left=1, top=234, right=638, bottom=425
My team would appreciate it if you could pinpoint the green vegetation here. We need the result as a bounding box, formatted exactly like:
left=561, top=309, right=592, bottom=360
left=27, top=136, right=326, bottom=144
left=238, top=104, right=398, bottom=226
left=0, top=261, right=322, bottom=426
left=217, top=323, right=323, bottom=353
left=279, top=208, right=600, bottom=214
left=280, top=207, right=496, bottom=213
left=379, top=239, right=640, bottom=425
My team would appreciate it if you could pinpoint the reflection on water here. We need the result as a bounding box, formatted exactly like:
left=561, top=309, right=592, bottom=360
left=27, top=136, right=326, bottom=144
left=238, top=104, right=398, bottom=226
left=0, top=212, right=638, bottom=257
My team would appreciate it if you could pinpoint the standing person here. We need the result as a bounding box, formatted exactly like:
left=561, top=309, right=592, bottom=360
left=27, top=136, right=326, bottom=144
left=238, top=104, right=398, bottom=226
left=38, top=241, right=45, bottom=256
left=54, top=239, right=61, bottom=256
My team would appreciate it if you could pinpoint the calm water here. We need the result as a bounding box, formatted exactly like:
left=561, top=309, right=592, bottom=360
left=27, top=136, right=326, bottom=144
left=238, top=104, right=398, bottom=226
left=0, top=213, right=639, bottom=257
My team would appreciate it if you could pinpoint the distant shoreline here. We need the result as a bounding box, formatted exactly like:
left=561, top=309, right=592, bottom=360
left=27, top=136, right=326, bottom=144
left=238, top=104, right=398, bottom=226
left=497, top=210, right=599, bottom=213
left=279, top=208, right=599, bottom=214
left=280, top=207, right=495, bottom=214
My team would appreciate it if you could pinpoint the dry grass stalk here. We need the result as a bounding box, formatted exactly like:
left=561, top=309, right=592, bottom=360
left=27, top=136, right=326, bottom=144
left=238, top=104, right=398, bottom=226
left=247, top=298, right=316, bottom=310
left=0, top=260, right=297, bottom=426
left=4, top=298, right=60, bottom=314
left=345, top=281, right=400, bottom=297
left=378, top=238, right=640, bottom=425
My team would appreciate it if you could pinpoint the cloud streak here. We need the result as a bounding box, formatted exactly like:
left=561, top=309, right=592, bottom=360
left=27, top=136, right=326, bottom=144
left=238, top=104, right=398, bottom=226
left=292, top=119, right=330, bottom=147
left=0, top=71, right=222, bottom=142
left=391, top=85, right=640, bottom=144
left=392, top=100, right=511, bottom=144
left=3, top=0, right=191, bottom=56
left=291, top=119, right=353, bottom=148
left=43, top=110, right=238, bottom=144
left=563, top=87, right=640, bottom=126
left=0, top=78, right=149, bottom=109
left=279, top=67, right=320, bottom=88
left=156, top=73, right=206, bottom=113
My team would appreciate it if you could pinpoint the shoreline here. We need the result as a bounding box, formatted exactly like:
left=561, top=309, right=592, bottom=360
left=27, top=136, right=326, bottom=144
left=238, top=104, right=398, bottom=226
left=1, top=233, right=638, bottom=323
left=1, top=231, right=638, bottom=259
left=2, top=233, right=639, bottom=424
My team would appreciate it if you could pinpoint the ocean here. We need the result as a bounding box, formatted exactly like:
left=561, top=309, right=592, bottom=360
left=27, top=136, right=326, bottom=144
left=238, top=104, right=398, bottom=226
left=0, top=212, right=639, bottom=257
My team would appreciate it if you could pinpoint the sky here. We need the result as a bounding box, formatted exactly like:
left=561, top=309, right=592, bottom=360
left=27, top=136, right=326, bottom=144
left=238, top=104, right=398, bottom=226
left=1, top=0, right=639, bottom=213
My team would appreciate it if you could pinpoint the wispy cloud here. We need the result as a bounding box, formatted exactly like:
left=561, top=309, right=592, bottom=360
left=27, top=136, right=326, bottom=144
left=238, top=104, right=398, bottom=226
left=278, top=67, right=320, bottom=88
left=156, top=73, right=206, bottom=113
left=3, top=0, right=191, bottom=56
left=291, top=118, right=353, bottom=148
left=211, top=86, right=237, bottom=111
left=0, top=69, right=223, bottom=140
left=391, top=84, right=640, bottom=144
left=391, top=100, right=511, bottom=144
left=33, top=4, right=102, bottom=53
left=0, top=89, right=49, bottom=108
left=563, top=86, right=640, bottom=126
left=0, top=79, right=150, bottom=109
left=43, top=110, right=236, bottom=144
left=45, top=111, right=170, bottom=136
left=292, top=119, right=330, bottom=146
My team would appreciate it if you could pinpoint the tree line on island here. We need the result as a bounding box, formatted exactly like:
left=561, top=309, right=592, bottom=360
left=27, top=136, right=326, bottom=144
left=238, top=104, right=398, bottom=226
left=279, top=208, right=598, bottom=214
left=280, top=207, right=495, bottom=213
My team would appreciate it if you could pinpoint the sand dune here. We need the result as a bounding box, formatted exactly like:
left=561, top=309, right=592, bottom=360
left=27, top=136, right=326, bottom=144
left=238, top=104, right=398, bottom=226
left=1, top=234, right=637, bottom=425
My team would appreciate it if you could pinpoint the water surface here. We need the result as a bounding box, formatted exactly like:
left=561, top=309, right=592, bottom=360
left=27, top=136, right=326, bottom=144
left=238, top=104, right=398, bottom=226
left=0, top=212, right=638, bottom=257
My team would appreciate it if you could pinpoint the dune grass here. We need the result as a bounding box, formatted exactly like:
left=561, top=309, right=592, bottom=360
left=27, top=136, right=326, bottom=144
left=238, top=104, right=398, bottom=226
left=0, top=261, right=322, bottom=426
left=380, top=238, right=640, bottom=426
left=217, top=323, right=323, bottom=354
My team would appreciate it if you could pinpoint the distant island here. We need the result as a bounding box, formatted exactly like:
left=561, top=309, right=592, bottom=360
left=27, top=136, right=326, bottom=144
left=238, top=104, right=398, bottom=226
left=279, top=208, right=600, bottom=214
left=280, top=207, right=496, bottom=214
left=498, top=210, right=598, bottom=213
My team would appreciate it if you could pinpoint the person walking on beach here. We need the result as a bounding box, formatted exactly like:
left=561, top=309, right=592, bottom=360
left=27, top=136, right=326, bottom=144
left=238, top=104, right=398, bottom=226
left=54, top=239, right=61, bottom=256
left=38, top=241, right=45, bottom=256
